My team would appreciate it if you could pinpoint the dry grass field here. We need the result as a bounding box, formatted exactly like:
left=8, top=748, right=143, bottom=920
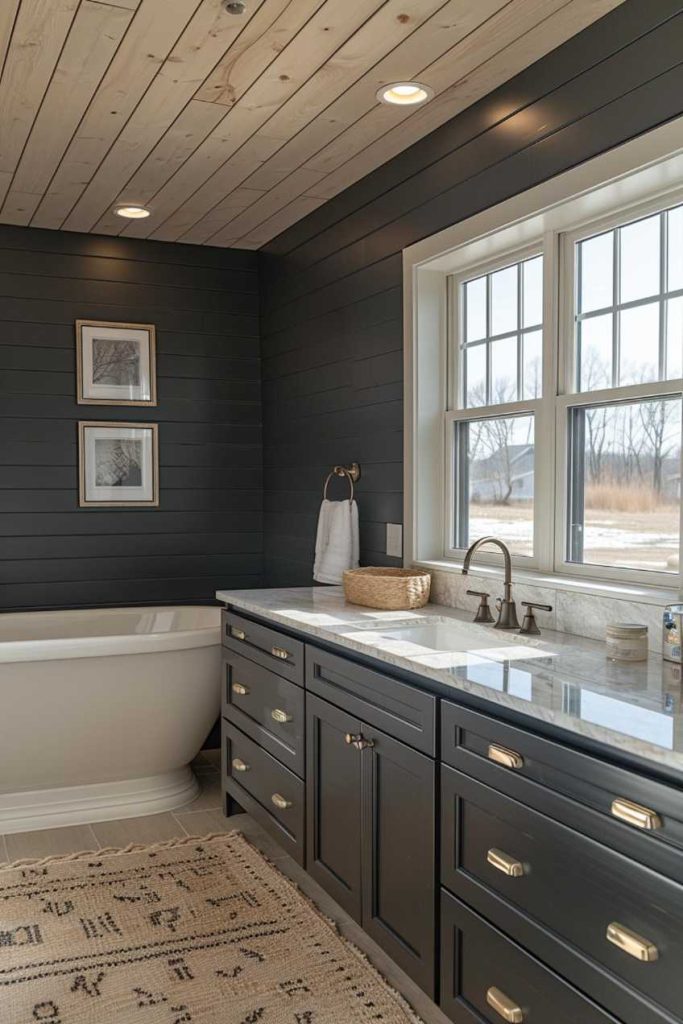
left=471, top=494, right=680, bottom=572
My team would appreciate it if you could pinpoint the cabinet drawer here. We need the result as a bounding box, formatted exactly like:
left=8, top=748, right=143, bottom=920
left=441, top=890, right=620, bottom=1024
left=306, top=645, right=436, bottom=755
left=223, top=610, right=304, bottom=686
left=442, top=765, right=683, bottom=1023
left=223, top=722, right=304, bottom=864
left=222, top=651, right=304, bottom=777
left=442, top=702, right=683, bottom=883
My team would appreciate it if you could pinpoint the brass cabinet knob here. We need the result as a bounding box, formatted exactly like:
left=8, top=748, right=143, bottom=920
left=354, top=736, right=375, bottom=750
left=606, top=922, right=658, bottom=962
left=487, top=848, right=524, bottom=878
left=231, top=682, right=248, bottom=696
left=271, top=708, right=293, bottom=724
left=611, top=798, right=662, bottom=831
left=271, top=645, right=290, bottom=660
left=231, top=758, right=249, bottom=773
left=486, top=986, right=524, bottom=1022
left=488, top=743, right=524, bottom=770
left=271, top=793, right=292, bottom=810
left=230, top=626, right=246, bottom=640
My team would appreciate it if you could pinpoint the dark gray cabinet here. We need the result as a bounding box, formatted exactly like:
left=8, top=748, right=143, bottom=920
left=222, top=608, right=683, bottom=1024
left=361, top=721, right=436, bottom=996
left=441, top=890, right=622, bottom=1024
left=306, top=692, right=436, bottom=997
left=306, top=693, right=363, bottom=920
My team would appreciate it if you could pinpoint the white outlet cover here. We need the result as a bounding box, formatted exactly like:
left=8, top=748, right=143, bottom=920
left=386, top=523, right=403, bottom=559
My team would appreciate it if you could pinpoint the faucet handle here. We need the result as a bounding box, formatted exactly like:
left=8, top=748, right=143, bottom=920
left=466, top=589, right=494, bottom=624
left=519, top=602, right=553, bottom=635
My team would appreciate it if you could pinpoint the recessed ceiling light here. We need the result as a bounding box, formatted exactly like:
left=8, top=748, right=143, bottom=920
left=377, top=82, right=433, bottom=106
left=114, top=204, right=151, bottom=219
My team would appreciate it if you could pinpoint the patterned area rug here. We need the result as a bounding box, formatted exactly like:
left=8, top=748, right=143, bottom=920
left=0, top=831, right=421, bottom=1024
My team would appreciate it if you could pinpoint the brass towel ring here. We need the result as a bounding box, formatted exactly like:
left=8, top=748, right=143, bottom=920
left=322, top=463, right=360, bottom=502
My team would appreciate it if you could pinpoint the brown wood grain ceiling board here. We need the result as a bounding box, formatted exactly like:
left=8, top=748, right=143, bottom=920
left=0, top=0, right=625, bottom=248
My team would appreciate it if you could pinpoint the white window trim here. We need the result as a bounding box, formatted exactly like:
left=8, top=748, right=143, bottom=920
left=404, top=117, right=683, bottom=600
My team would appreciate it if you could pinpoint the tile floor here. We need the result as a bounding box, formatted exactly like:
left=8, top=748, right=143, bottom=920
left=0, top=749, right=449, bottom=1024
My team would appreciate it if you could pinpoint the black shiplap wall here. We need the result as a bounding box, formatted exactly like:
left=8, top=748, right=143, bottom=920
left=0, top=226, right=261, bottom=611
left=260, top=0, right=683, bottom=587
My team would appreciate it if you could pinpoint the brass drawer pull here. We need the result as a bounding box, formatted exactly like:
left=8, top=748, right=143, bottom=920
left=230, top=626, right=246, bottom=640
left=606, top=922, right=658, bottom=962
left=271, top=793, right=292, bottom=810
left=611, top=798, right=662, bottom=831
left=488, top=743, right=524, bottom=770
left=231, top=682, right=249, bottom=696
left=271, top=708, right=293, bottom=724
left=231, top=758, right=249, bottom=773
left=487, top=848, right=524, bottom=878
left=271, top=645, right=290, bottom=660
left=486, top=986, right=524, bottom=1022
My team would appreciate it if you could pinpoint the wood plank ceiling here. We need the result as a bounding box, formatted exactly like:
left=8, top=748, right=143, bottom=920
left=0, top=0, right=625, bottom=249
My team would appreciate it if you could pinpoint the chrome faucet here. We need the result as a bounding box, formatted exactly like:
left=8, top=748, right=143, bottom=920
left=462, top=536, right=520, bottom=630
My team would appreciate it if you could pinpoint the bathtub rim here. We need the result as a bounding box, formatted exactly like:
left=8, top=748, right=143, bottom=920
left=0, top=604, right=222, bottom=663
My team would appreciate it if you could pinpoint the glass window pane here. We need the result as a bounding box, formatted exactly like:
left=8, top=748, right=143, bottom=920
left=465, top=276, right=486, bottom=342
left=459, top=414, right=534, bottom=557
left=490, top=265, right=518, bottom=336
left=579, top=231, right=613, bottom=313
left=568, top=397, right=681, bottom=573
left=579, top=313, right=613, bottom=391
left=620, top=214, right=660, bottom=303
left=522, top=329, right=542, bottom=399
left=523, top=256, right=543, bottom=327
left=667, top=296, right=683, bottom=379
left=619, top=302, right=660, bottom=386
left=668, top=205, right=683, bottom=292
left=465, top=344, right=487, bottom=407
left=490, top=336, right=518, bottom=404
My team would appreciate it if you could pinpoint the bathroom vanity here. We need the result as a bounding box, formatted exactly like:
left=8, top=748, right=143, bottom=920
left=216, top=587, right=683, bottom=1024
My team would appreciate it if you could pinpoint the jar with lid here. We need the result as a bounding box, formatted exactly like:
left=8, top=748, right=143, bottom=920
left=606, top=623, right=648, bottom=662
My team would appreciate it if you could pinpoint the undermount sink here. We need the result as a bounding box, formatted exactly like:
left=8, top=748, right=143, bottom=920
left=369, top=620, right=547, bottom=654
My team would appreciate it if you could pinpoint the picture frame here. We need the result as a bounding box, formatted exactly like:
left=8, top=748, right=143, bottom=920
left=76, top=320, right=157, bottom=406
left=78, top=421, right=159, bottom=508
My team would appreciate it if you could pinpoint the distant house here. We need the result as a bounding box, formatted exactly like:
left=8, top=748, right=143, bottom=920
left=470, top=444, right=534, bottom=504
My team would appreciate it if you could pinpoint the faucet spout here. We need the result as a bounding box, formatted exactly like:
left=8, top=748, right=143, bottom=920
left=461, top=536, right=519, bottom=630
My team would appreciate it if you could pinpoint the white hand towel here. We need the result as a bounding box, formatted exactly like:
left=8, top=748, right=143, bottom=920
left=313, top=498, right=359, bottom=585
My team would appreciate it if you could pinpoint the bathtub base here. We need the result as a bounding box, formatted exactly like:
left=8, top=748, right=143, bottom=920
left=0, top=767, right=200, bottom=835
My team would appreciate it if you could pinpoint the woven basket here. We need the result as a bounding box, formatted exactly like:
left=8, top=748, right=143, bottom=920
left=343, top=567, right=431, bottom=610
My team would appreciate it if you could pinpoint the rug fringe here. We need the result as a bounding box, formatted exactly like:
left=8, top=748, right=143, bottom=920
left=1, top=830, right=242, bottom=869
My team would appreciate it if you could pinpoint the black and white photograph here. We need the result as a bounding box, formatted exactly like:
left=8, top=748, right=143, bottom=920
left=76, top=320, right=156, bottom=406
left=78, top=422, right=159, bottom=507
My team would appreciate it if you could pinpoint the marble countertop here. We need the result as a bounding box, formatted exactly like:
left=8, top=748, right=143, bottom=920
left=215, top=586, right=683, bottom=776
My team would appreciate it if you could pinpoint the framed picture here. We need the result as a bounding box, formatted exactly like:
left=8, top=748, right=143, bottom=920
left=76, top=320, right=156, bottom=406
left=78, top=422, right=159, bottom=508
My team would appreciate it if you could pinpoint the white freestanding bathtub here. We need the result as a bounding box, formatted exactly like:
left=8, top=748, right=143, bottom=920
left=0, top=606, right=222, bottom=833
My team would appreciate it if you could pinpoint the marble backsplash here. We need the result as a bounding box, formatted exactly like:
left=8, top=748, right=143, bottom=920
left=427, top=568, right=669, bottom=653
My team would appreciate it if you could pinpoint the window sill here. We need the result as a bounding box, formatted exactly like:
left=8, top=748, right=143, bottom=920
left=413, top=558, right=679, bottom=607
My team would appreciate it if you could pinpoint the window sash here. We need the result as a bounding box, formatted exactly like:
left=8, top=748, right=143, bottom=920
left=450, top=244, right=543, bottom=411
left=553, top=384, right=683, bottom=585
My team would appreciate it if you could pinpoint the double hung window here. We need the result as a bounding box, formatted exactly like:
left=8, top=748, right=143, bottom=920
left=446, top=199, right=683, bottom=584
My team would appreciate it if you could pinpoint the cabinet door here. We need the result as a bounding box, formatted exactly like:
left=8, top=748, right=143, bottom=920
left=361, top=724, right=436, bottom=997
left=306, top=693, right=363, bottom=922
